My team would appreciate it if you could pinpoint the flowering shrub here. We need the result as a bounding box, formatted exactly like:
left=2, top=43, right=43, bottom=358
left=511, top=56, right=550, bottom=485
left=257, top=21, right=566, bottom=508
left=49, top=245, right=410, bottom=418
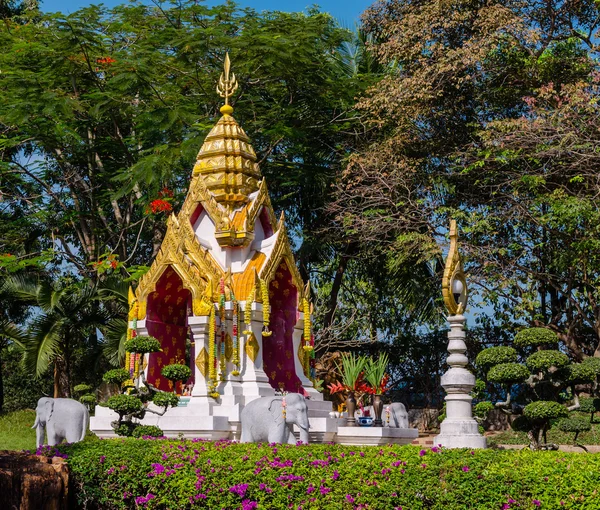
left=57, top=440, right=600, bottom=509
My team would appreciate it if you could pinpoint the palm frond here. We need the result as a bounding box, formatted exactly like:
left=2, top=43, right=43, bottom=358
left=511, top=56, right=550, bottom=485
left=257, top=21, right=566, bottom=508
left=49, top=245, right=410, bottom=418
left=102, top=317, right=128, bottom=367
left=23, top=314, right=63, bottom=377
left=0, top=319, right=28, bottom=348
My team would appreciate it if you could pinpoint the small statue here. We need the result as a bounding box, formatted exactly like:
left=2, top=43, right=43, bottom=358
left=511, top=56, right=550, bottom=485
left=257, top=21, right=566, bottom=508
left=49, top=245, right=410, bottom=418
left=240, top=393, right=310, bottom=444
left=32, top=397, right=89, bottom=446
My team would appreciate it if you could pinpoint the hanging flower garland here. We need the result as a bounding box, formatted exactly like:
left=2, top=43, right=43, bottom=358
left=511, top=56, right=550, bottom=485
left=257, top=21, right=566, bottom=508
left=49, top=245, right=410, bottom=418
left=219, top=277, right=227, bottom=381
left=232, top=295, right=240, bottom=376
left=208, top=305, right=218, bottom=398
left=126, top=301, right=139, bottom=387
left=281, top=392, right=287, bottom=420
left=243, top=288, right=255, bottom=335
left=261, top=279, right=272, bottom=337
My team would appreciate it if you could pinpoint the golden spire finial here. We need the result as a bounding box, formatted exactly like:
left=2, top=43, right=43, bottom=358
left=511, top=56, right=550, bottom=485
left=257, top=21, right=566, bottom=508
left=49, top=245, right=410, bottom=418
left=217, top=52, right=238, bottom=115
left=442, top=219, right=468, bottom=315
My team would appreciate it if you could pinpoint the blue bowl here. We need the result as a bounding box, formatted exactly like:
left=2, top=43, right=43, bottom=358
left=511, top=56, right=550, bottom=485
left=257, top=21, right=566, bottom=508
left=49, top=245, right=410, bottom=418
left=357, top=417, right=373, bottom=427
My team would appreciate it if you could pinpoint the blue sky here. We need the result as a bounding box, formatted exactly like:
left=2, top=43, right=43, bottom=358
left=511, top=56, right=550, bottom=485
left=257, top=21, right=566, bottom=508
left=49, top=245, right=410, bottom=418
left=40, top=0, right=371, bottom=26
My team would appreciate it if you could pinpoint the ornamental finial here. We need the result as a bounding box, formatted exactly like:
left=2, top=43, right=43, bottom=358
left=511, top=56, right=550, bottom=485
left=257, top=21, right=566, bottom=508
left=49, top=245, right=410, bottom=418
left=217, top=52, right=238, bottom=115
left=442, top=219, right=468, bottom=315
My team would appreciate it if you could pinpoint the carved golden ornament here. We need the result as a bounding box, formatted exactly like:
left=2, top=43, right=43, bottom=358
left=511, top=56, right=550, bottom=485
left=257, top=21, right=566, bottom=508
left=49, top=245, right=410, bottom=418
left=442, top=219, right=469, bottom=315
left=195, top=347, right=209, bottom=378
left=217, top=52, right=238, bottom=109
left=259, top=213, right=306, bottom=307
left=297, top=339, right=308, bottom=376
left=225, top=333, right=233, bottom=361
left=245, top=332, right=260, bottom=363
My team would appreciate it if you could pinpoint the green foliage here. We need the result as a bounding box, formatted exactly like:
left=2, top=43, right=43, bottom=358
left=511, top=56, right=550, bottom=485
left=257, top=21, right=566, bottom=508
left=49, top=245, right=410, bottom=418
left=525, top=350, right=570, bottom=372
left=582, top=357, right=600, bottom=375
left=475, top=346, right=517, bottom=372
left=131, top=425, right=163, bottom=438
left=106, top=394, right=143, bottom=416
left=487, top=363, right=530, bottom=384
left=473, top=401, right=495, bottom=419
left=339, top=352, right=367, bottom=391
left=513, top=328, right=558, bottom=348
left=557, top=416, right=591, bottom=434
left=152, top=392, right=179, bottom=409
left=73, top=384, right=92, bottom=394
left=523, top=401, right=568, bottom=422
left=560, top=363, right=596, bottom=384
left=79, top=394, right=97, bottom=407
left=58, top=440, right=600, bottom=509
left=0, top=409, right=36, bottom=451
left=113, top=422, right=137, bottom=437
left=490, top=417, right=600, bottom=446
left=363, top=352, right=389, bottom=392
left=510, top=415, right=531, bottom=433
left=579, top=397, right=600, bottom=415
left=124, top=336, right=161, bottom=354
left=102, top=368, right=130, bottom=386
left=160, top=364, right=191, bottom=383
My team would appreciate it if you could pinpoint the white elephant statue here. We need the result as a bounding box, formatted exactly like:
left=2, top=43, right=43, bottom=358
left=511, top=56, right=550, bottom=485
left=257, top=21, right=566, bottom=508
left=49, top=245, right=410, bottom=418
left=32, top=397, right=89, bottom=446
left=388, top=402, right=409, bottom=428
left=240, top=393, right=310, bottom=444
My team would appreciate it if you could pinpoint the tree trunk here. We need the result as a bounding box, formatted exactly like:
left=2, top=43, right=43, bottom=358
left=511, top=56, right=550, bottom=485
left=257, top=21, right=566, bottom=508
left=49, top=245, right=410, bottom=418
left=323, top=252, right=349, bottom=330
left=53, top=358, right=70, bottom=398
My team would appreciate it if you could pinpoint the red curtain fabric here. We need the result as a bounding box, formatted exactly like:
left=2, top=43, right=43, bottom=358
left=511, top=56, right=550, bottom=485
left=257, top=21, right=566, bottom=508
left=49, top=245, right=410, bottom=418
left=262, top=262, right=305, bottom=394
left=146, top=267, right=191, bottom=393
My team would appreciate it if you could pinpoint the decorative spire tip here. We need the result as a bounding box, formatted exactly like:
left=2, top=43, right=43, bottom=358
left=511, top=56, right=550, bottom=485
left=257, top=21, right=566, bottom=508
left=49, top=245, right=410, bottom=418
left=217, top=52, right=238, bottom=115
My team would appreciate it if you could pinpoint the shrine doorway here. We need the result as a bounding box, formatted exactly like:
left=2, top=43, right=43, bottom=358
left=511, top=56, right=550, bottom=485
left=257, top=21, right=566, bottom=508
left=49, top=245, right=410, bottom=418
left=145, top=267, right=192, bottom=393
left=262, top=261, right=304, bottom=393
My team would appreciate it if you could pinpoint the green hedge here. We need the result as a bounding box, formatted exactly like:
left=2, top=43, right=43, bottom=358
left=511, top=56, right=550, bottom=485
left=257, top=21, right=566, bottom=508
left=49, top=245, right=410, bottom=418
left=52, top=439, right=600, bottom=509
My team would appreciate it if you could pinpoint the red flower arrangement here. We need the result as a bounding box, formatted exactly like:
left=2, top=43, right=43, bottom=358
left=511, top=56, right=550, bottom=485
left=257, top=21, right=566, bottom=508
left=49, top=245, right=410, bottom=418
left=148, top=199, right=173, bottom=214
left=97, top=57, right=117, bottom=65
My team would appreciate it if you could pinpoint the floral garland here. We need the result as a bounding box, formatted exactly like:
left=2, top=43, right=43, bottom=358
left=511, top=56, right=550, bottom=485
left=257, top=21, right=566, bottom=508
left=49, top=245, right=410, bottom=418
left=126, top=301, right=139, bottom=387
left=243, top=288, right=254, bottom=335
left=208, top=305, right=218, bottom=398
left=261, top=279, right=272, bottom=337
left=219, top=277, right=226, bottom=381
left=232, top=296, right=240, bottom=376
left=281, top=393, right=287, bottom=420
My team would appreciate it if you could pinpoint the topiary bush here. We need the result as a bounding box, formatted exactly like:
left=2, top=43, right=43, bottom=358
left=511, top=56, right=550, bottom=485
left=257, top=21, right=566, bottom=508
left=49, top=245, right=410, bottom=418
left=560, top=363, right=597, bottom=384
left=161, top=364, right=192, bottom=384
left=131, top=425, right=164, bottom=438
left=473, top=401, right=494, bottom=419
left=79, top=394, right=97, bottom=411
left=582, top=356, right=600, bottom=375
left=103, top=368, right=130, bottom=385
left=57, top=441, right=600, bottom=510
left=579, top=397, right=600, bottom=422
left=475, top=347, right=517, bottom=373
left=73, top=384, right=93, bottom=394
left=514, top=328, right=558, bottom=348
left=487, top=363, right=530, bottom=384
left=124, top=336, right=161, bottom=354
left=557, top=416, right=591, bottom=449
left=525, top=350, right=569, bottom=372
left=106, top=394, right=144, bottom=416
left=152, top=392, right=179, bottom=408
left=523, top=401, right=568, bottom=422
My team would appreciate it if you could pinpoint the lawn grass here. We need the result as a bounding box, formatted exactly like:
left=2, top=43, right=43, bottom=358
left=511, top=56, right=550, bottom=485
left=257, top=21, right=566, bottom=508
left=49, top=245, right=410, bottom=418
left=0, top=409, right=37, bottom=451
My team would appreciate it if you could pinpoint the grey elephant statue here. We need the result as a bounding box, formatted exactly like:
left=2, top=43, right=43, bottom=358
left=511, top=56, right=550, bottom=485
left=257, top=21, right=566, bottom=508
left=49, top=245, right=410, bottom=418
left=240, top=393, right=310, bottom=444
left=32, top=397, right=89, bottom=447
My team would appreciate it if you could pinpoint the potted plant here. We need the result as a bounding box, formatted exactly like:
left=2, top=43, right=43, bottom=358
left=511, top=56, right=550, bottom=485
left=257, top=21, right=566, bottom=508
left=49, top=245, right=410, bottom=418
left=364, top=353, right=390, bottom=426
left=328, top=352, right=367, bottom=426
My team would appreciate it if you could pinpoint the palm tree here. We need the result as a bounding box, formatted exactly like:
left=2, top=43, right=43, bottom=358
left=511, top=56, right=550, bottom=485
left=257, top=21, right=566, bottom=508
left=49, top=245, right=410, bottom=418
left=5, top=276, right=107, bottom=398
left=98, top=277, right=130, bottom=367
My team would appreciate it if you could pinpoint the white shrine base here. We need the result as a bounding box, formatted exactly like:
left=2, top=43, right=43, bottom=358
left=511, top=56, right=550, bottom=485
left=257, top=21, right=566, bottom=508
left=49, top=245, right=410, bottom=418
left=90, top=396, right=418, bottom=445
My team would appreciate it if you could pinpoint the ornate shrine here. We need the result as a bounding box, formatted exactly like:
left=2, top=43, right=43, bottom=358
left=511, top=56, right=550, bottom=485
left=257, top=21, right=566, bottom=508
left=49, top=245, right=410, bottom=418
left=91, top=54, right=331, bottom=440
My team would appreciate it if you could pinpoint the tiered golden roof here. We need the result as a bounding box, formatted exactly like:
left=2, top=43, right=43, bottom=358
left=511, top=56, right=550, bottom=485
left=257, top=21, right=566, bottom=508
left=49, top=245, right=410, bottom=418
left=133, top=53, right=307, bottom=319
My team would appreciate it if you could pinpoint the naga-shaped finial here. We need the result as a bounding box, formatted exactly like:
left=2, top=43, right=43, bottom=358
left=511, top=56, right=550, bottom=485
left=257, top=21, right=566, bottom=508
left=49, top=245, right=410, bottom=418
left=216, top=52, right=238, bottom=114
left=442, top=220, right=468, bottom=315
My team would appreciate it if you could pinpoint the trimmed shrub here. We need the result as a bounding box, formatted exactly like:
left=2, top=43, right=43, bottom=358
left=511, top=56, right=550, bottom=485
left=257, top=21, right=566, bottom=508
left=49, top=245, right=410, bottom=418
left=475, top=347, right=517, bottom=372
left=57, top=440, right=600, bottom=510
left=103, top=368, right=130, bottom=385
left=487, top=363, right=530, bottom=384
left=560, top=363, right=596, bottom=384
left=557, top=416, right=591, bottom=434
left=582, top=356, right=600, bottom=375
left=79, top=394, right=97, bottom=407
left=131, top=425, right=164, bottom=438
left=473, top=401, right=494, bottom=419
left=124, top=336, right=161, bottom=354
left=514, top=328, right=558, bottom=348
left=152, top=392, right=179, bottom=408
left=106, top=394, right=144, bottom=416
left=579, top=397, right=600, bottom=415
left=525, top=350, right=569, bottom=372
left=524, top=401, right=568, bottom=422
left=73, top=384, right=93, bottom=394
left=161, top=364, right=192, bottom=383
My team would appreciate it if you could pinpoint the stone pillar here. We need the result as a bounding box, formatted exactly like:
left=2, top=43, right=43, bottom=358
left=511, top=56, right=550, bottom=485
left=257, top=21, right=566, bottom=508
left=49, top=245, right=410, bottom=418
left=188, top=315, right=212, bottom=398
left=240, top=302, right=275, bottom=401
left=293, top=313, right=320, bottom=399
left=434, top=314, right=486, bottom=449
